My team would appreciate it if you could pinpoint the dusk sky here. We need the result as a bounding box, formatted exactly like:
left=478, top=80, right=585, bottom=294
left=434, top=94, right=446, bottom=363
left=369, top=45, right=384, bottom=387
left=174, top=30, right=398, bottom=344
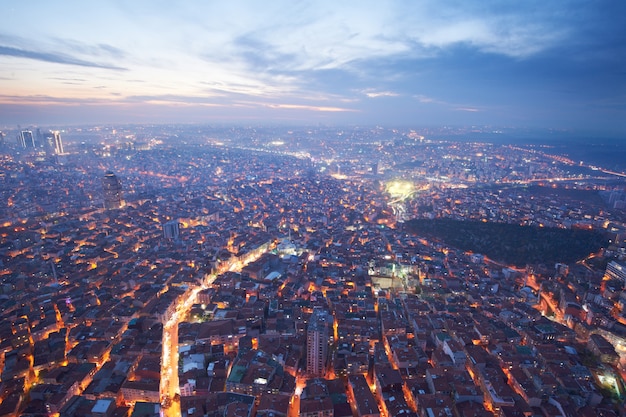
left=1, top=1, right=625, bottom=132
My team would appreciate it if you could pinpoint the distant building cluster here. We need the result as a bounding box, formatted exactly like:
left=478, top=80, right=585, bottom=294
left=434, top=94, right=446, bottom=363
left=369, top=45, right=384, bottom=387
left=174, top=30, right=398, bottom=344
left=16, top=129, right=65, bottom=155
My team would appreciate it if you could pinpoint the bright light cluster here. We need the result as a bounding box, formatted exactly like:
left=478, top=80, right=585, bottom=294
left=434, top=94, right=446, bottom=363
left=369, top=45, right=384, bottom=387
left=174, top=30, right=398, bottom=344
left=385, top=180, right=414, bottom=200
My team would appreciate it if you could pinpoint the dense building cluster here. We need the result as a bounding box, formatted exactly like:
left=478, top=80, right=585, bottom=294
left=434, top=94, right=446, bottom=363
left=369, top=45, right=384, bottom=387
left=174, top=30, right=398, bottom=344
left=1, top=125, right=626, bottom=417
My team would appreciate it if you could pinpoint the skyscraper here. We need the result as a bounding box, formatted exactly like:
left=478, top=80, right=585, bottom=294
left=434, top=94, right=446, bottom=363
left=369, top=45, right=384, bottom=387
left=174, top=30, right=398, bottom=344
left=19, top=130, right=35, bottom=148
left=306, top=308, right=331, bottom=376
left=102, top=171, right=124, bottom=209
left=53, top=131, right=64, bottom=154
left=43, top=131, right=64, bottom=155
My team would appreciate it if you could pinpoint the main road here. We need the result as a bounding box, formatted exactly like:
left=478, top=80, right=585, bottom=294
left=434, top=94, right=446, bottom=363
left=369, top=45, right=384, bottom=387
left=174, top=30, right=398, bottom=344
left=160, top=248, right=270, bottom=417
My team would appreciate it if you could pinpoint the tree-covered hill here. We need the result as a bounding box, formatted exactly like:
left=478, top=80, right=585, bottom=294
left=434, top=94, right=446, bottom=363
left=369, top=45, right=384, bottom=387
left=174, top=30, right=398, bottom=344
left=405, top=219, right=607, bottom=267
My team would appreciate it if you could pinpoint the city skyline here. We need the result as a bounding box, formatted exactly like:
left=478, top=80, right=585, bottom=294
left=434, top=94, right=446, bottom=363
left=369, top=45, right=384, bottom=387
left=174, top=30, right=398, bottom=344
left=1, top=1, right=625, bottom=133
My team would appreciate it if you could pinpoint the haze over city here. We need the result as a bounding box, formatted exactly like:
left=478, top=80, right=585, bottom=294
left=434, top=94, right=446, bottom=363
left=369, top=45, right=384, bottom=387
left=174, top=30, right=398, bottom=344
left=1, top=1, right=625, bottom=132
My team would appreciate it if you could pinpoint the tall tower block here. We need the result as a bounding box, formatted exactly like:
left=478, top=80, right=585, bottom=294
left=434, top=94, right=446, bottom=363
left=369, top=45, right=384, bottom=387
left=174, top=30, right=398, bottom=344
left=19, top=130, right=35, bottom=148
left=102, top=171, right=124, bottom=209
left=43, top=131, right=64, bottom=155
left=306, top=308, right=331, bottom=376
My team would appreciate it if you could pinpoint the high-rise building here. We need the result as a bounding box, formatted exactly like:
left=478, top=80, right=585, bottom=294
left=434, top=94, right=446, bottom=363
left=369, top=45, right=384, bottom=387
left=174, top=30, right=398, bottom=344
left=102, top=171, right=124, bottom=209
left=43, top=132, right=55, bottom=154
left=43, top=131, right=64, bottom=154
left=36, top=128, right=43, bottom=148
left=19, top=130, right=35, bottom=148
left=604, top=261, right=626, bottom=282
left=53, top=131, right=64, bottom=154
left=306, top=308, right=331, bottom=376
left=163, top=220, right=181, bottom=240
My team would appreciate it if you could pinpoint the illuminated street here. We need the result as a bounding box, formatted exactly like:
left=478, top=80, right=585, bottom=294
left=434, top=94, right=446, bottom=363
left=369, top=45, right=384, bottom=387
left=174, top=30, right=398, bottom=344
left=160, top=251, right=267, bottom=417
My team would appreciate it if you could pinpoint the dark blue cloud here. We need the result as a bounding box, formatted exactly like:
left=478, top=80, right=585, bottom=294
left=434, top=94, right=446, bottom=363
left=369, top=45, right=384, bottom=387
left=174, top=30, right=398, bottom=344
left=51, top=38, right=128, bottom=60
left=0, top=45, right=127, bottom=70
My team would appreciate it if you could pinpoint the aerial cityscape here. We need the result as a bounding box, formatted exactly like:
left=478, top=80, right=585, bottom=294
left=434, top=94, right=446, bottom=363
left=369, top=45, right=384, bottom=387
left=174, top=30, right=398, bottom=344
left=0, top=124, right=625, bottom=417
left=1, top=2, right=626, bottom=417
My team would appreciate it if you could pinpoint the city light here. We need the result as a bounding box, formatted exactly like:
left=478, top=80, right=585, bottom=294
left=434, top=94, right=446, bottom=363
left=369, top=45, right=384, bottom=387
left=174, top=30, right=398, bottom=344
left=1, top=124, right=625, bottom=417
left=385, top=180, right=414, bottom=201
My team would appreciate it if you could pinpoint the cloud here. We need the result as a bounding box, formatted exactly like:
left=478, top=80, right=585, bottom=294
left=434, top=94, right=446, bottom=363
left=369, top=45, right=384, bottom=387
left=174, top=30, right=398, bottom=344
left=264, top=103, right=355, bottom=112
left=362, top=90, right=399, bottom=98
left=408, top=15, right=566, bottom=58
left=215, top=0, right=570, bottom=84
left=0, top=45, right=127, bottom=70
left=123, top=94, right=229, bottom=107
left=0, top=94, right=114, bottom=105
left=95, top=43, right=127, bottom=59
left=51, top=38, right=127, bottom=60
left=0, top=92, right=355, bottom=116
left=48, top=77, right=88, bottom=82
left=414, top=95, right=441, bottom=104
left=0, top=1, right=622, bottom=131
